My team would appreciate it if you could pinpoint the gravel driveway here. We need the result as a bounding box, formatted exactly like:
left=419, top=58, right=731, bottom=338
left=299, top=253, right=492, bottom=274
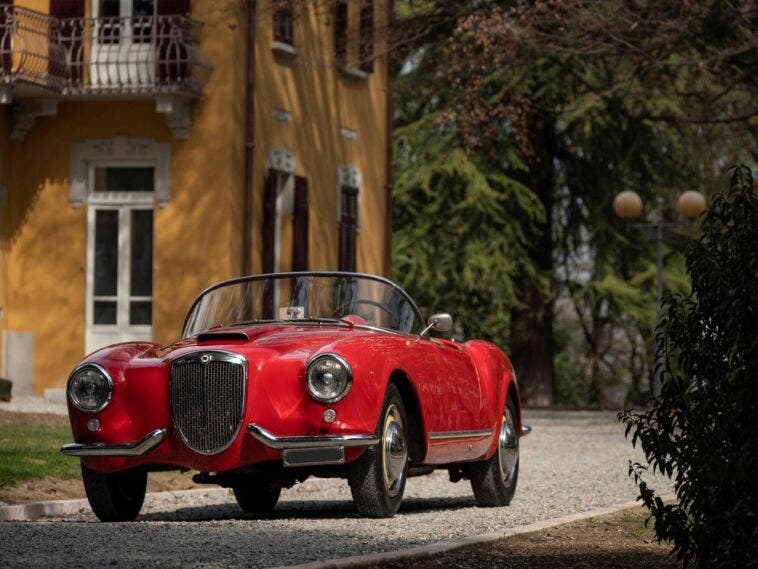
left=0, top=410, right=669, bottom=568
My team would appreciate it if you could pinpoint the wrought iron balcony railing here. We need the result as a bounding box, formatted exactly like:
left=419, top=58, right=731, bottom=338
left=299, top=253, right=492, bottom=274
left=1, top=5, right=210, bottom=97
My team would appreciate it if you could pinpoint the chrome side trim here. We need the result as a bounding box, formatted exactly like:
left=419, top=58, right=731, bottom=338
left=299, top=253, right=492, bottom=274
left=521, top=424, right=532, bottom=436
left=247, top=423, right=380, bottom=450
left=428, top=429, right=493, bottom=441
left=60, top=428, right=167, bottom=457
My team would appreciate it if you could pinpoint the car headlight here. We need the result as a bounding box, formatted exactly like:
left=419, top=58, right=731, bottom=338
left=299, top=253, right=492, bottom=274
left=305, top=354, right=352, bottom=404
left=67, top=364, right=113, bottom=413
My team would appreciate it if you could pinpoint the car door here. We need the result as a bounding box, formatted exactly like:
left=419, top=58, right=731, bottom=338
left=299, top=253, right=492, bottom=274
left=418, top=336, right=491, bottom=463
left=430, top=338, right=483, bottom=427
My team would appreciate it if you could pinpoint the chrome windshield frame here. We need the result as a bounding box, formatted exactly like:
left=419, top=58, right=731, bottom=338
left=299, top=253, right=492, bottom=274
left=182, top=271, right=425, bottom=338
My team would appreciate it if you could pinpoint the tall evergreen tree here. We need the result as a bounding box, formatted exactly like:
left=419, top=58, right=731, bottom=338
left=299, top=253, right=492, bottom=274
left=391, top=0, right=755, bottom=405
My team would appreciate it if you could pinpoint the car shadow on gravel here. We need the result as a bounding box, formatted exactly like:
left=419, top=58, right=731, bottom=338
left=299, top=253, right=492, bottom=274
left=138, top=496, right=476, bottom=522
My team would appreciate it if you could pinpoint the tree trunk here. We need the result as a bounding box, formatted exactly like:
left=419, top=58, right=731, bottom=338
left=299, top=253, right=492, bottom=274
left=509, top=114, right=557, bottom=407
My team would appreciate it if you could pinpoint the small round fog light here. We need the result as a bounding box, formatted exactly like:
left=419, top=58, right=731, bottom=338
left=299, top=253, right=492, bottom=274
left=87, top=418, right=101, bottom=432
left=323, top=409, right=337, bottom=423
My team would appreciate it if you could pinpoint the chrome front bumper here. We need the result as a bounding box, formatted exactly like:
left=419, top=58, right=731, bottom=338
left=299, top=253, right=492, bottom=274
left=247, top=423, right=379, bottom=467
left=60, top=428, right=168, bottom=457
left=247, top=423, right=380, bottom=449
left=61, top=422, right=379, bottom=462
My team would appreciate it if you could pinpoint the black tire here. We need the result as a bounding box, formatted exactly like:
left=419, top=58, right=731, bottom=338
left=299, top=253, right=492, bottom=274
left=232, top=482, right=281, bottom=513
left=470, top=396, right=520, bottom=507
left=81, top=462, right=147, bottom=522
left=348, top=383, right=409, bottom=518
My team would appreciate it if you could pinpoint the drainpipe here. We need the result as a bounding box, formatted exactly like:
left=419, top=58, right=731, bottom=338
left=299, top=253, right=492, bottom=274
left=383, top=0, right=395, bottom=277
left=242, top=0, right=256, bottom=276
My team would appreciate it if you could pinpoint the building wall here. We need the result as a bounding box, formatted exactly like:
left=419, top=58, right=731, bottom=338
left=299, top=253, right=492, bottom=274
left=0, top=0, right=390, bottom=394
left=252, top=0, right=390, bottom=275
left=0, top=0, right=248, bottom=393
left=0, top=110, right=9, bottom=372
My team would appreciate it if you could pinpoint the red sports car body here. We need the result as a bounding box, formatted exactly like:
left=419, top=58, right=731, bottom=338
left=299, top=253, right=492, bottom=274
left=62, top=272, right=528, bottom=520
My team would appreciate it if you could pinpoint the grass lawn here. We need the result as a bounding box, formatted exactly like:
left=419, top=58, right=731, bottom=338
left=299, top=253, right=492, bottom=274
left=0, top=418, right=78, bottom=488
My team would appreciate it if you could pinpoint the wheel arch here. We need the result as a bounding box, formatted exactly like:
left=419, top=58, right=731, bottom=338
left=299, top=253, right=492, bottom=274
left=506, top=377, right=522, bottom=433
left=387, top=369, right=426, bottom=464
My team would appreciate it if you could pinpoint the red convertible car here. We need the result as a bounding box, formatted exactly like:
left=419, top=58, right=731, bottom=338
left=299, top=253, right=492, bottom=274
left=61, top=272, right=529, bottom=521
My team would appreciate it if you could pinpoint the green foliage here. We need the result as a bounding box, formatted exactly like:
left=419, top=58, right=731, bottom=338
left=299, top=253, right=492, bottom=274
left=620, top=167, right=758, bottom=567
left=392, top=0, right=755, bottom=405
left=0, top=423, right=78, bottom=486
left=392, top=111, right=545, bottom=345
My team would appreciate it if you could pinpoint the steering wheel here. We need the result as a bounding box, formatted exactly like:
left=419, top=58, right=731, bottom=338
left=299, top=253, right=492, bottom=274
left=333, top=299, right=395, bottom=324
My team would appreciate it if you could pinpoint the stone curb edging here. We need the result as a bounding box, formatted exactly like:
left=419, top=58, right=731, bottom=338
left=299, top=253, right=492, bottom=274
left=276, top=496, right=676, bottom=569
left=0, top=487, right=230, bottom=522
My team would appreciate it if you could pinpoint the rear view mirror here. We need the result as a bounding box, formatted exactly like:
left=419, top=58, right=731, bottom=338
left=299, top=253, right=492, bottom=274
left=421, top=313, right=453, bottom=336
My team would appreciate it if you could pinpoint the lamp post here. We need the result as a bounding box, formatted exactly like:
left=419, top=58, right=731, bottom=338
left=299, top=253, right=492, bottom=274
left=613, top=190, right=706, bottom=398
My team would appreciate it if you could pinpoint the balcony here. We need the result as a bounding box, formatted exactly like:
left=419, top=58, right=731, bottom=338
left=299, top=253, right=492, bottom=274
left=0, top=6, right=211, bottom=139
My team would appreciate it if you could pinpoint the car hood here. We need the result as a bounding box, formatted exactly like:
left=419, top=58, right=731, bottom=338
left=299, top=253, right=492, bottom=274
left=146, top=323, right=376, bottom=364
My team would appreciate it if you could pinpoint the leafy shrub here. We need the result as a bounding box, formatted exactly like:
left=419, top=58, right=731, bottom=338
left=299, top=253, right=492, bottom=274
left=620, top=166, right=758, bottom=568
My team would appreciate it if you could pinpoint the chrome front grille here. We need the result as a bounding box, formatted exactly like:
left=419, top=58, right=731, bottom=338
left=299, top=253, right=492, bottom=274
left=170, top=351, right=246, bottom=455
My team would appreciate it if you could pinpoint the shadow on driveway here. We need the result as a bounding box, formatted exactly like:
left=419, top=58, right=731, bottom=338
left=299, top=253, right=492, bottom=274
left=138, top=495, right=477, bottom=522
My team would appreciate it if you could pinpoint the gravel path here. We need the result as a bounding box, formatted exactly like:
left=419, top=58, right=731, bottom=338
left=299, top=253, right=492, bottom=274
left=0, top=410, right=670, bottom=568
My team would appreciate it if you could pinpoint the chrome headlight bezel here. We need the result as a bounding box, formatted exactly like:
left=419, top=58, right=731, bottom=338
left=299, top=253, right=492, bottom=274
left=67, top=363, right=114, bottom=413
left=305, top=354, right=353, bottom=404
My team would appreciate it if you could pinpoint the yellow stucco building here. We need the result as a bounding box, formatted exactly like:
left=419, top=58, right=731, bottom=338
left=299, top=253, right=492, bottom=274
left=0, top=0, right=393, bottom=396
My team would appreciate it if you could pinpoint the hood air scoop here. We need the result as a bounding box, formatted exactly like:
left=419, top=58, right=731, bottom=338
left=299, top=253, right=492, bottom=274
left=196, top=330, right=250, bottom=343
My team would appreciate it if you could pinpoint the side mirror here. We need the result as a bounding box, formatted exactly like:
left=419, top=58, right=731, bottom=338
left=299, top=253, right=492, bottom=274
left=421, top=313, right=453, bottom=336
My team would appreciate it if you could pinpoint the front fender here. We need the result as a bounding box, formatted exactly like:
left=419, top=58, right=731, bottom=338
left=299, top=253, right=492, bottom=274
left=68, top=342, right=166, bottom=449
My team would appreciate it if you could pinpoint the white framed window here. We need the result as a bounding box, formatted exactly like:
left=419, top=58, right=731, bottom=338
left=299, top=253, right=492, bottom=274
left=85, top=166, right=155, bottom=354
left=90, top=0, right=156, bottom=87
left=71, top=136, right=168, bottom=354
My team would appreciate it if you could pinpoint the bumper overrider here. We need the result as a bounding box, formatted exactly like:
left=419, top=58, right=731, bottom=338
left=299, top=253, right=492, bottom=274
left=61, top=424, right=379, bottom=466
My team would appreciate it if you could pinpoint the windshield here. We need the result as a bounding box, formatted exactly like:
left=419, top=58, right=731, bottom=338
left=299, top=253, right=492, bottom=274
left=183, top=273, right=423, bottom=337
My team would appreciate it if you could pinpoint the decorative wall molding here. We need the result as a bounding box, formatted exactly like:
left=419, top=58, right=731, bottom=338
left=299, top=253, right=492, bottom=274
left=337, top=164, right=361, bottom=189
left=70, top=136, right=171, bottom=208
left=267, top=148, right=296, bottom=174
left=155, top=95, right=191, bottom=140
left=10, top=99, right=58, bottom=141
left=340, top=127, right=358, bottom=141
left=271, top=108, right=293, bottom=124
left=340, top=67, right=369, bottom=81
left=271, top=41, right=299, bottom=57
